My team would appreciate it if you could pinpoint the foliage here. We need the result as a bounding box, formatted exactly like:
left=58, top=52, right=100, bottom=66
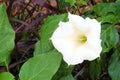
left=19, top=50, right=62, bottom=80
left=0, top=4, right=15, bottom=65
left=0, top=72, right=14, bottom=80
left=108, top=46, right=120, bottom=80
left=0, top=0, right=120, bottom=80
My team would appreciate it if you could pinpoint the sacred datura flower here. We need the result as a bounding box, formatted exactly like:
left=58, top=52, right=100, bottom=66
left=50, top=13, right=102, bottom=65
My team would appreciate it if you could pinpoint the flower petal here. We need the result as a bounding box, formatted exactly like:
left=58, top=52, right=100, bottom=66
left=51, top=21, right=84, bottom=65
left=85, top=18, right=101, bottom=38
left=76, top=46, right=100, bottom=61
left=51, top=21, right=79, bottom=59
left=51, top=38, right=82, bottom=65
left=63, top=52, right=84, bottom=65
left=68, top=13, right=88, bottom=32
left=51, top=21, right=73, bottom=38
left=86, top=38, right=102, bottom=56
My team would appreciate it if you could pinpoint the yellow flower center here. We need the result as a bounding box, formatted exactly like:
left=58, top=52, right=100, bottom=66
left=78, top=35, right=87, bottom=44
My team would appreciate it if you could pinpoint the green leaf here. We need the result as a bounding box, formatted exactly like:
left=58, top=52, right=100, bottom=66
left=34, top=40, right=41, bottom=55
left=0, top=4, right=15, bottom=64
left=89, top=60, right=101, bottom=80
left=65, top=0, right=76, bottom=5
left=77, top=0, right=87, bottom=5
left=93, top=2, right=120, bottom=25
left=0, top=72, right=14, bottom=80
left=102, top=14, right=118, bottom=24
left=101, top=24, right=119, bottom=52
left=60, top=74, right=75, bottom=80
left=93, top=3, right=116, bottom=16
left=19, top=50, right=62, bottom=80
left=116, top=0, right=120, bottom=2
left=34, top=13, right=68, bottom=56
left=108, top=49, right=120, bottom=80
left=89, top=52, right=111, bottom=80
left=115, top=2, right=120, bottom=19
left=52, top=61, right=74, bottom=80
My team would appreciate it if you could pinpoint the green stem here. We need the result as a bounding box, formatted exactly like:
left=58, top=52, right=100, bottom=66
left=5, top=61, right=9, bottom=72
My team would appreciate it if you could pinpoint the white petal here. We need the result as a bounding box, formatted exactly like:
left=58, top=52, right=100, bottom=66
left=51, top=21, right=73, bottom=38
left=50, top=21, right=80, bottom=62
left=63, top=52, right=84, bottom=65
left=63, top=44, right=100, bottom=65
left=51, top=20, right=84, bottom=65
left=85, top=18, right=101, bottom=38
left=76, top=46, right=100, bottom=61
left=86, top=38, right=102, bottom=56
left=68, top=13, right=85, bottom=24
left=51, top=38, right=82, bottom=65
left=85, top=18, right=102, bottom=55
left=68, top=13, right=89, bottom=33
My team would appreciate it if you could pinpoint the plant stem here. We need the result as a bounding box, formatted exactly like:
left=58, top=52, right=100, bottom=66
left=5, top=61, right=9, bottom=72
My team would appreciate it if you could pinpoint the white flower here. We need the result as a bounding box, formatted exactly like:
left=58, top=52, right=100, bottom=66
left=50, top=13, right=102, bottom=65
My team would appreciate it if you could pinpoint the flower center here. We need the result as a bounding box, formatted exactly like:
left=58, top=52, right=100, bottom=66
left=78, top=35, right=87, bottom=44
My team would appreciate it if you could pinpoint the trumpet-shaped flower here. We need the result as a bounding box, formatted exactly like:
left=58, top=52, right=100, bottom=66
left=50, top=13, right=102, bottom=65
